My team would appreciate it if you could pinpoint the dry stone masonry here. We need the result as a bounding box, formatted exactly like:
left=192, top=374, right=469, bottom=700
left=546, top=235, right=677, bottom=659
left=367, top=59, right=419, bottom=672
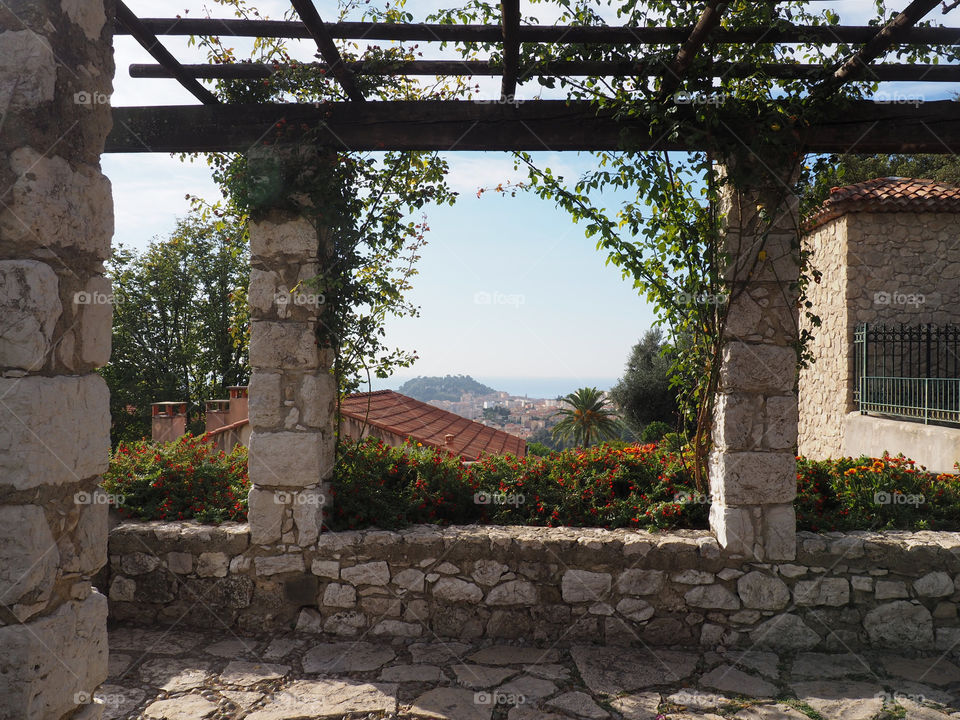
left=0, top=1, right=113, bottom=718
left=108, top=522, right=960, bottom=653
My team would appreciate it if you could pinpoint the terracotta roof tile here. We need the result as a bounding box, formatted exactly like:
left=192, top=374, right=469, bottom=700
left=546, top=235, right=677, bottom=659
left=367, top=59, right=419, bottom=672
left=805, top=177, right=960, bottom=231
left=341, top=390, right=526, bottom=461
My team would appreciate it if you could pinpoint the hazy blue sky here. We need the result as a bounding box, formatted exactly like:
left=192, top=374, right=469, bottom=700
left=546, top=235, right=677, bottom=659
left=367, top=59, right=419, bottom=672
left=104, top=1, right=955, bottom=391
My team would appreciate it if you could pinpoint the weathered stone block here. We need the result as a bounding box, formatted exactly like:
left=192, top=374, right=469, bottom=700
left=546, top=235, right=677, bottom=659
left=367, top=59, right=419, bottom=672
left=709, top=450, right=796, bottom=505
left=761, top=503, right=797, bottom=561
left=248, top=487, right=285, bottom=544
left=737, top=571, right=790, bottom=610
left=432, top=577, right=482, bottom=603
left=561, top=570, right=611, bottom=603
left=0, top=260, right=61, bottom=370
left=248, top=371, right=284, bottom=428
left=485, top=580, right=538, bottom=606
left=342, top=561, right=390, bottom=586
left=750, top=613, right=820, bottom=651
left=794, top=578, right=850, bottom=606
left=864, top=601, right=934, bottom=648
left=712, top=392, right=764, bottom=451
left=718, top=342, right=797, bottom=394
left=763, top=395, right=799, bottom=449
left=197, top=552, right=229, bottom=578
left=254, top=554, right=304, bottom=576
left=709, top=504, right=756, bottom=557
left=292, top=487, right=324, bottom=546
left=300, top=373, right=336, bottom=428
left=616, top=569, right=665, bottom=596
left=0, top=504, right=58, bottom=608
left=61, top=492, right=108, bottom=576
left=0, top=374, right=109, bottom=490
left=249, top=216, right=318, bottom=260
left=0, top=31, right=56, bottom=113
left=684, top=584, right=741, bottom=610
left=248, top=431, right=331, bottom=488
left=393, top=568, right=425, bottom=593
left=249, top=321, right=322, bottom=370
left=913, top=571, right=954, bottom=598
left=322, top=583, right=357, bottom=608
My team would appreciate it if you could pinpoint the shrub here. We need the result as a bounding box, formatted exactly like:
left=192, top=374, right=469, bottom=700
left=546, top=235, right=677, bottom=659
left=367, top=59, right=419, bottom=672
left=103, top=434, right=248, bottom=523
left=640, top=421, right=672, bottom=444
left=526, top=441, right=553, bottom=457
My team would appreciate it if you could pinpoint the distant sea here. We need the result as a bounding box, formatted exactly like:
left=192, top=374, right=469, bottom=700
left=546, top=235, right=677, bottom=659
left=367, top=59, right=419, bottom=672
left=370, top=376, right=619, bottom=400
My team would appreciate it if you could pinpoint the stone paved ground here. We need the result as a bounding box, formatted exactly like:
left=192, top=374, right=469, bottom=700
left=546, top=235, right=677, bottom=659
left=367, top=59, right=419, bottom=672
left=101, top=623, right=960, bottom=720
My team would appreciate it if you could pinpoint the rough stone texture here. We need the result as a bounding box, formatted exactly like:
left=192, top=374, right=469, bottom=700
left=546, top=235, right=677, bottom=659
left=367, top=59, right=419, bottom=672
left=864, top=601, right=934, bottom=648
left=750, top=614, right=821, bottom=651
left=699, top=664, right=778, bottom=698
left=561, top=570, right=611, bottom=602
left=0, top=504, right=58, bottom=609
left=790, top=680, right=885, bottom=720
left=0, top=260, right=62, bottom=370
left=794, top=577, right=850, bottom=606
left=245, top=679, right=397, bottom=719
left=408, top=687, right=491, bottom=720
left=737, top=571, right=790, bottom=610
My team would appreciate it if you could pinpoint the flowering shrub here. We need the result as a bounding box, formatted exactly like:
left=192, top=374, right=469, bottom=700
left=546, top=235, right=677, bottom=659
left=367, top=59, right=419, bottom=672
left=795, top=453, right=960, bottom=532
left=103, top=434, right=249, bottom=523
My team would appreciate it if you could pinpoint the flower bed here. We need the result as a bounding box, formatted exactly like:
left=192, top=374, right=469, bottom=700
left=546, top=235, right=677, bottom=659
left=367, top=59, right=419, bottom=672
left=102, top=435, right=960, bottom=532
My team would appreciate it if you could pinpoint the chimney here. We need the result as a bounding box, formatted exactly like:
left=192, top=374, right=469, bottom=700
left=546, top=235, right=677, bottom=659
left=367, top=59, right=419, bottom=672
left=444, top=433, right=455, bottom=446
left=226, top=386, right=248, bottom=426
left=151, top=402, right=187, bottom=443
left=205, top=399, right=230, bottom=433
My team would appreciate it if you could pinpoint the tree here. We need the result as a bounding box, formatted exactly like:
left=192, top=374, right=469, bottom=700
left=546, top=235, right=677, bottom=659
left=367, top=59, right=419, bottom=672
left=101, top=214, right=249, bottom=444
left=551, top=387, right=622, bottom=448
left=481, top=406, right=510, bottom=426
left=610, top=329, right=679, bottom=436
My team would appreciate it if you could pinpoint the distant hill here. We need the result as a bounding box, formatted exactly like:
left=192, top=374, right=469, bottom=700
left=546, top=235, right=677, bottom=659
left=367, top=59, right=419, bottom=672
left=399, top=375, right=498, bottom=402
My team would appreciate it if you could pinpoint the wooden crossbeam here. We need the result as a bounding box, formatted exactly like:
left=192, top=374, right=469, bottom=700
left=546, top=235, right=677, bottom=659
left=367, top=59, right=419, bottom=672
left=114, top=0, right=219, bottom=104
left=115, top=19, right=960, bottom=45
left=289, top=0, right=365, bottom=101
left=104, top=100, right=960, bottom=154
left=658, top=1, right=729, bottom=100
left=130, top=60, right=960, bottom=83
left=500, top=0, right=521, bottom=100
left=818, top=0, right=942, bottom=94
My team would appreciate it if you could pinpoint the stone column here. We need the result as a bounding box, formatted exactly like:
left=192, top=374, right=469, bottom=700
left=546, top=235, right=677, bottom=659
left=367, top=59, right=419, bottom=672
left=709, top=159, right=801, bottom=562
left=246, top=149, right=336, bottom=547
left=0, top=1, right=113, bottom=717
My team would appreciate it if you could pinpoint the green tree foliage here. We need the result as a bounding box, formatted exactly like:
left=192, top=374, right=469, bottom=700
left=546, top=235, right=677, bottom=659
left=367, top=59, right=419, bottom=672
left=101, top=215, right=249, bottom=444
left=610, top=329, right=679, bottom=436
left=399, top=374, right=498, bottom=402
left=551, top=387, right=622, bottom=448
left=481, top=406, right=511, bottom=426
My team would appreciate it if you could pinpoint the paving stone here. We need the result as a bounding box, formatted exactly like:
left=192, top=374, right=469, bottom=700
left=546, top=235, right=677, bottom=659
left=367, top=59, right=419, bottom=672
left=571, top=646, right=698, bottom=694
left=723, top=651, right=780, bottom=679
left=609, top=692, right=662, bottom=720
left=887, top=681, right=960, bottom=709
left=791, top=652, right=870, bottom=679
left=143, top=694, right=218, bottom=719
left=206, top=638, right=257, bottom=658
left=109, top=627, right=197, bottom=655
left=750, top=614, right=820, bottom=651
left=733, top=704, right=810, bottom=720
left=246, top=679, right=397, bottom=719
left=468, top=645, right=560, bottom=665
left=408, top=687, right=492, bottom=720
left=523, top=663, right=570, bottom=681
left=453, top=664, right=517, bottom=688
left=898, top=697, right=954, bottom=719
left=668, top=688, right=728, bottom=710
left=107, top=653, right=132, bottom=679
left=221, top=690, right=264, bottom=710
left=380, top=664, right=445, bottom=683
left=881, top=655, right=960, bottom=687
left=98, top=684, right=145, bottom=720
left=220, top=660, right=290, bottom=685
left=790, top=680, right=885, bottom=720
left=700, top=664, right=778, bottom=698
left=303, top=642, right=396, bottom=673
left=262, top=637, right=303, bottom=661
left=410, top=641, right=472, bottom=664
left=138, top=658, right=211, bottom=692
left=506, top=708, right=566, bottom=720
left=546, top=690, right=610, bottom=718
left=497, top=674, right=559, bottom=700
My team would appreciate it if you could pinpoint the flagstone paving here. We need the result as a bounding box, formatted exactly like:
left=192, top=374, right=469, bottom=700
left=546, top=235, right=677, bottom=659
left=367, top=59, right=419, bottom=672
left=102, top=623, right=960, bottom=719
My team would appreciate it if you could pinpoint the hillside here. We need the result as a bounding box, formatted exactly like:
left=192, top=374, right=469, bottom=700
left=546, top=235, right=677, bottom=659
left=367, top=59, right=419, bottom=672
left=399, top=375, right=498, bottom=402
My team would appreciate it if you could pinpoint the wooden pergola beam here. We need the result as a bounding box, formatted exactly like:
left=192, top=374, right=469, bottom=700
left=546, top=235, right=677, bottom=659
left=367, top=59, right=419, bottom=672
left=289, top=0, right=365, bottom=102
left=500, top=0, right=521, bottom=100
left=115, top=19, right=960, bottom=45
left=114, top=0, right=219, bottom=105
left=130, top=60, right=960, bottom=83
left=819, top=0, right=942, bottom=93
left=105, top=99, right=960, bottom=154
left=658, top=1, right=728, bottom=100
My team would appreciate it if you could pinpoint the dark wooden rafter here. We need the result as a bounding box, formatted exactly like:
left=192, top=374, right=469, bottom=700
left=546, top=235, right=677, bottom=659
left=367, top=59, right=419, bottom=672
left=500, top=0, right=521, bottom=100
left=289, top=0, right=365, bottom=101
left=129, top=60, right=960, bottom=83
left=105, top=100, right=960, bottom=154
left=818, top=0, right=943, bottom=94
left=657, top=1, right=729, bottom=100
left=115, top=19, right=960, bottom=45
left=114, top=0, right=219, bottom=104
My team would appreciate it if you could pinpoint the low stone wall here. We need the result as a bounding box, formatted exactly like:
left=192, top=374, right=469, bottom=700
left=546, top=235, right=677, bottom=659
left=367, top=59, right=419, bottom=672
left=106, top=522, right=960, bottom=653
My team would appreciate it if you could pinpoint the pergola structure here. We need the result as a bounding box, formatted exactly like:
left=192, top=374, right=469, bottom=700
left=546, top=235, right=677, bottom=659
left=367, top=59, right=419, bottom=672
left=2, top=0, right=960, bottom=715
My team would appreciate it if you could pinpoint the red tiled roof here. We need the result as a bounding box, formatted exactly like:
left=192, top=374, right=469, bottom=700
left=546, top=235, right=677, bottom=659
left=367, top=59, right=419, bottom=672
left=805, top=177, right=960, bottom=231
left=341, top=390, right=526, bottom=461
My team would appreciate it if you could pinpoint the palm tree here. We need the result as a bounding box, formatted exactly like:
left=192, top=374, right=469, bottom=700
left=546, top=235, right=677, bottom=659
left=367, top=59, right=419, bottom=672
left=551, top=387, right=621, bottom=448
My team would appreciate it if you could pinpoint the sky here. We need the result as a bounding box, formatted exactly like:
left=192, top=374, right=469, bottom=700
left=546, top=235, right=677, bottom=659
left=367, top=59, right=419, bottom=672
left=103, top=0, right=959, bottom=394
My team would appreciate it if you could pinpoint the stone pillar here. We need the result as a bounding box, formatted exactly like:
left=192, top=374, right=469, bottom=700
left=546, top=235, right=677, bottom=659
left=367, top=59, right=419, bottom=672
left=0, top=1, right=113, bottom=717
left=709, top=159, right=801, bottom=562
left=246, top=150, right=336, bottom=547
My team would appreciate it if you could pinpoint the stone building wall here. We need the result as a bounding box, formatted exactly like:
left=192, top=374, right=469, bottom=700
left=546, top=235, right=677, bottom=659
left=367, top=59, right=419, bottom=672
left=799, top=211, right=960, bottom=460
left=0, top=1, right=114, bottom=719
left=108, top=522, right=960, bottom=653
